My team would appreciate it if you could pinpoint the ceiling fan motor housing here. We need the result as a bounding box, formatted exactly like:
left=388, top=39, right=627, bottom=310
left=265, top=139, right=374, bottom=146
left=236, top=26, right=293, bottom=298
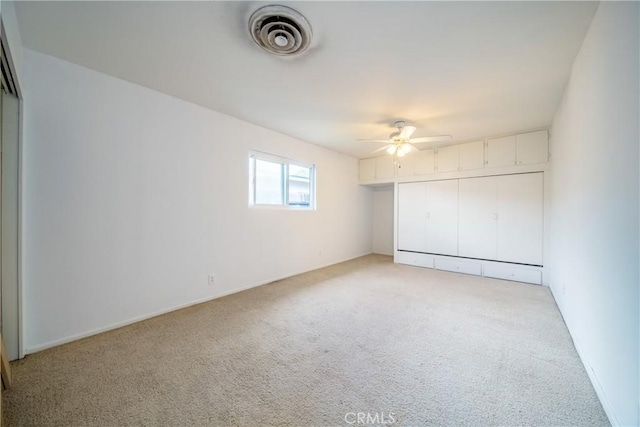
left=249, top=5, right=312, bottom=56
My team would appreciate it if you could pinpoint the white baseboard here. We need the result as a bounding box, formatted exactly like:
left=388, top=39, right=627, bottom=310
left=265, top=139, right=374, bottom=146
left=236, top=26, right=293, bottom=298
left=25, top=251, right=373, bottom=355
left=548, top=286, right=620, bottom=426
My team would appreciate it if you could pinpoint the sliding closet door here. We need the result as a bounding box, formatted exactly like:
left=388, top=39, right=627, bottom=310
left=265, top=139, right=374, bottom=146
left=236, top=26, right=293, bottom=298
left=397, top=182, right=427, bottom=252
left=425, top=179, right=458, bottom=256
left=497, top=173, right=544, bottom=265
left=459, top=176, right=497, bottom=260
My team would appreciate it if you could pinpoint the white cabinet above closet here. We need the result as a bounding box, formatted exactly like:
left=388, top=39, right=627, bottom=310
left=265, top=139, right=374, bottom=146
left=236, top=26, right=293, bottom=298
left=436, top=140, right=484, bottom=173
left=397, top=149, right=435, bottom=177
left=359, top=156, right=395, bottom=182
left=459, top=140, right=485, bottom=171
left=375, top=156, right=395, bottom=179
left=359, top=129, right=548, bottom=185
left=436, top=145, right=459, bottom=173
left=487, top=130, right=548, bottom=168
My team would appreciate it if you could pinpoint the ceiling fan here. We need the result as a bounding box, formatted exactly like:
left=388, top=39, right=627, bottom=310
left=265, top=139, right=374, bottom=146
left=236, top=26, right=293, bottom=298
left=358, top=121, right=451, bottom=157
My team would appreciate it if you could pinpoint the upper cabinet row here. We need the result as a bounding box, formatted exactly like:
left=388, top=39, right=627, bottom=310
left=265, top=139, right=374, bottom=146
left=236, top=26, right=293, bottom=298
left=359, top=129, right=549, bottom=182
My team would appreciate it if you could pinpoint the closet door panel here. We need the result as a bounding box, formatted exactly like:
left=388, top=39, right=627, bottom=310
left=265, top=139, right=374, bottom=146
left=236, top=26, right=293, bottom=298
left=458, top=176, right=498, bottom=260
left=497, top=173, right=544, bottom=265
left=397, top=182, right=428, bottom=252
left=425, top=180, right=458, bottom=256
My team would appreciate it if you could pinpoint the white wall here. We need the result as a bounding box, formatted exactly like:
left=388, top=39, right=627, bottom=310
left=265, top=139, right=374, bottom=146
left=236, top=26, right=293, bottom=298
left=372, top=186, right=393, bottom=256
left=22, top=49, right=373, bottom=353
left=549, top=2, right=639, bottom=426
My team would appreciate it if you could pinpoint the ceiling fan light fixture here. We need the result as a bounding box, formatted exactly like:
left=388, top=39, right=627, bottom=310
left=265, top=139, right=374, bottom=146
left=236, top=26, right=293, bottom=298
left=357, top=120, right=452, bottom=158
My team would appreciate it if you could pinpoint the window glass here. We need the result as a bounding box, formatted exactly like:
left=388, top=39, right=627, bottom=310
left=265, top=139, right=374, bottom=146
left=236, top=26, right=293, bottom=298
left=255, top=159, right=284, bottom=205
left=250, top=152, right=315, bottom=209
left=288, top=164, right=311, bottom=207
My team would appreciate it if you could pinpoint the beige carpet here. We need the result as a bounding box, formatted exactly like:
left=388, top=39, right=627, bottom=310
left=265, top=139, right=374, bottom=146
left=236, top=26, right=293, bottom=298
left=4, top=255, right=609, bottom=426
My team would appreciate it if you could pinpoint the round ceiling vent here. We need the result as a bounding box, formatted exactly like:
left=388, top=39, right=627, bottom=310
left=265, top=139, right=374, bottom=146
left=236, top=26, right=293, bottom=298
left=249, top=5, right=312, bottom=57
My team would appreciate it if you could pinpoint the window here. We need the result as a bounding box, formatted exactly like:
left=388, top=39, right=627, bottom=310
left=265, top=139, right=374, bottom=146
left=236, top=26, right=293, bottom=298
left=249, top=152, right=315, bottom=209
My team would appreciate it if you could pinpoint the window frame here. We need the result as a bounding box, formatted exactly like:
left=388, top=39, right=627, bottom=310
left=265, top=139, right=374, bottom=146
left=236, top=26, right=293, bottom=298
left=249, top=151, right=316, bottom=210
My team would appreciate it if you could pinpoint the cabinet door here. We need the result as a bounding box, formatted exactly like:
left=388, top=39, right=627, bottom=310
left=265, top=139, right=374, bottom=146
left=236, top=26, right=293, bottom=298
left=437, top=145, right=459, bottom=173
left=359, top=158, right=375, bottom=181
left=496, top=173, right=543, bottom=265
left=396, top=155, right=415, bottom=177
left=487, top=135, right=516, bottom=168
left=459, top=140, right=485, bottom=171
left=458, top=176, right=498, bottom=260
left=516, top=130, right=548, bottom=165
left=397, top=182, right=428, bottom=252
left=396, top=251, right=434, bottom=268
left=414, top=149, right=435, bottom=175
left=482, top=263, right=542, bottom=285
left=375, top=156, right=395, bottom=179
left=425, top=179, right=458, bottom=256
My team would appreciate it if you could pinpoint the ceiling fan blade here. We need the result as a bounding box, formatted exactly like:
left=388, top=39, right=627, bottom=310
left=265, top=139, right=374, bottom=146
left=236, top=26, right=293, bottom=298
left=357, top=139, right=391, bottom=143
left=369, top=145, right=392, bottom=155
left=399, top=125, right=416, bottom=139
left=405, top=144, right=419, bottom=153
left=410, top=135, right=452, bottom=143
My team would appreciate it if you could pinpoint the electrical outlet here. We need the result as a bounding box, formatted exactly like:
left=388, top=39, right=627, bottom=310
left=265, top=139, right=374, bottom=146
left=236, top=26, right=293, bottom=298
left=208, top=274, right=216, bottom=287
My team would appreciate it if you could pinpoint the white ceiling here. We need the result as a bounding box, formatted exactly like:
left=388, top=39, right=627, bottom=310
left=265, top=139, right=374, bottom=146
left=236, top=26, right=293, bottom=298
left=14, top=1, right=598, bottom=158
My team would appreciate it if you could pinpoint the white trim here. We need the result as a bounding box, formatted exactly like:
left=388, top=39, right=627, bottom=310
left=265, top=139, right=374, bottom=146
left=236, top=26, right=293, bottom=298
left=1, top=16, right=25, bottom=359
left=250, top=150, right=313, bottom=169
left=372, top=251, right=393, bottom=256
left=394, top=252, right=543, bottom=284
left=549, top=286, right=619, bottom=426
left=17, top=94, right=23, bottom=359
left=24, top=251, right=373, bottom=355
